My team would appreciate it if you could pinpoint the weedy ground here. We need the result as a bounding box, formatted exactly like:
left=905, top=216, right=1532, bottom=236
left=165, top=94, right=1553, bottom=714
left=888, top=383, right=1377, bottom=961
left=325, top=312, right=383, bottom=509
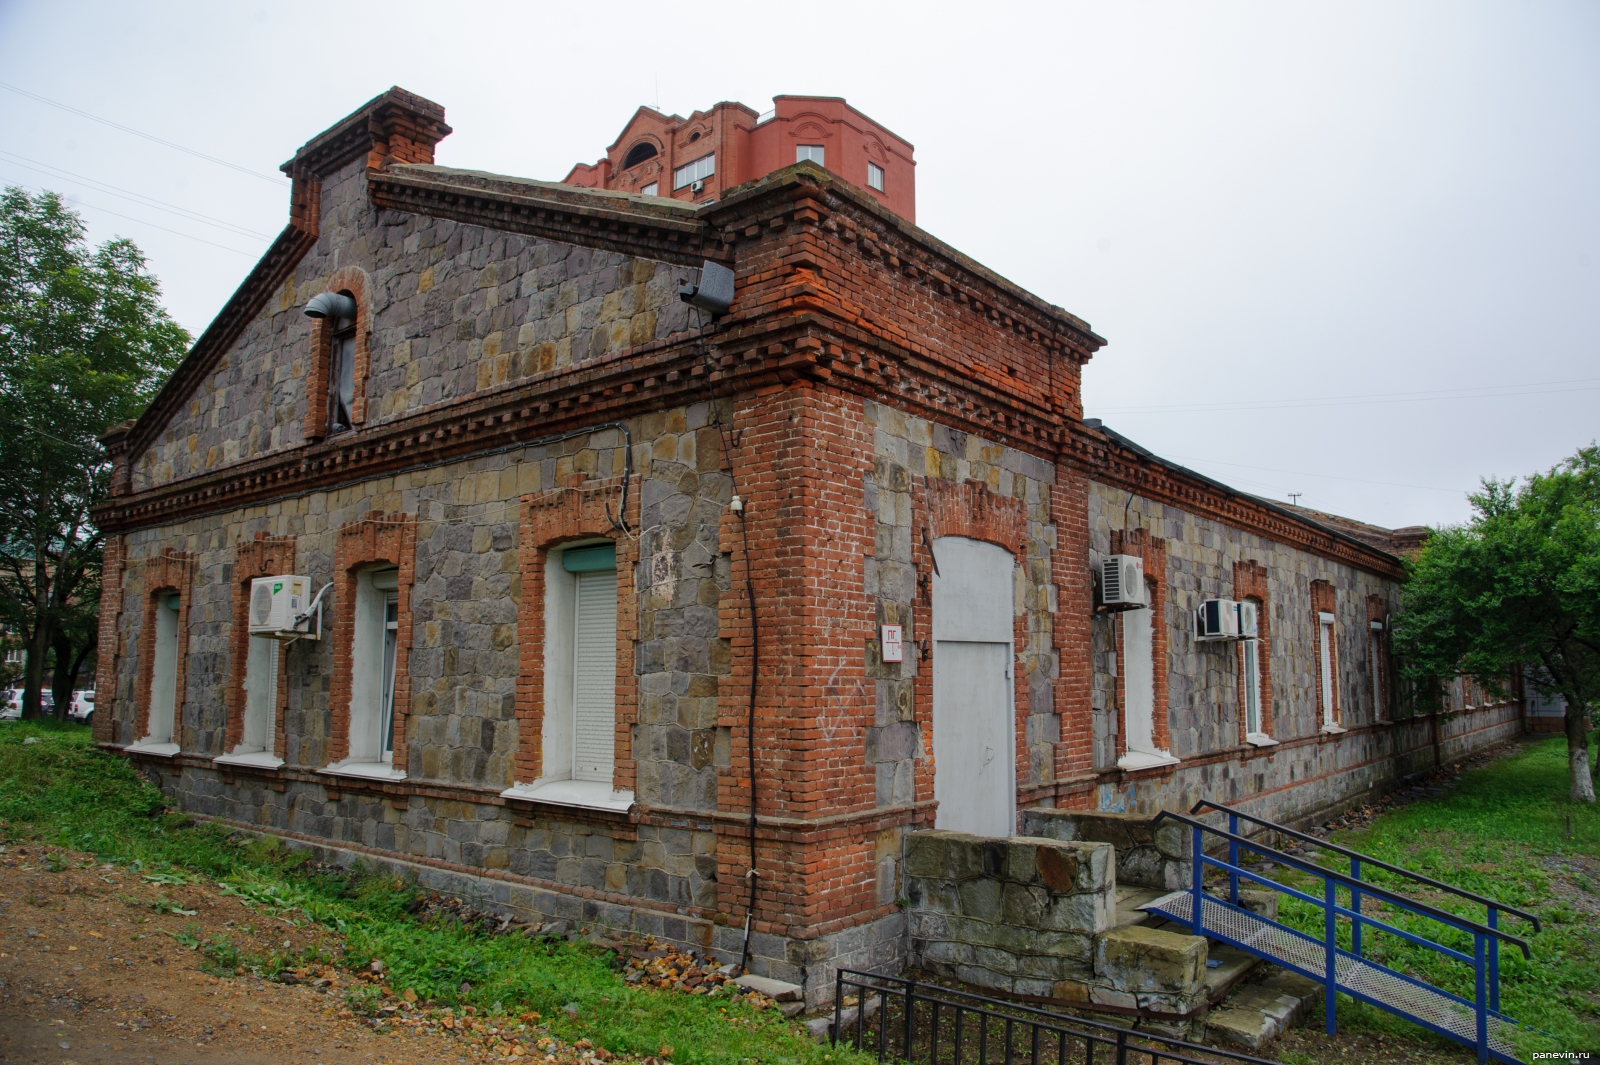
left=1255, top=736, right=1600, bottom=1062
left=0, top=721, right=867, bottom=1065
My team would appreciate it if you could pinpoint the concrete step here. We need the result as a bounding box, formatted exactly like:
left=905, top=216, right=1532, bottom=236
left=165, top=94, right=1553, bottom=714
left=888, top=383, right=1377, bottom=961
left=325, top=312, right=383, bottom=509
left=1204, top=969, right=1323, bottom=1051
left=1111, top=885, right=1170, bottom=929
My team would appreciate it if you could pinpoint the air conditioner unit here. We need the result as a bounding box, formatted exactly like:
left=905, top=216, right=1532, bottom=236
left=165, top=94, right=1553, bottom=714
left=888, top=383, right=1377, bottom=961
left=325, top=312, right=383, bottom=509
left=1099, top=554, right=1146, bottom=609
left=249, top=575, right=316, bottom=639
left=1196, top=598, right=1242, bottom=641
left=1238, top=600, right=1259, bottom=639
left=691, top=179, right=705, bottom=193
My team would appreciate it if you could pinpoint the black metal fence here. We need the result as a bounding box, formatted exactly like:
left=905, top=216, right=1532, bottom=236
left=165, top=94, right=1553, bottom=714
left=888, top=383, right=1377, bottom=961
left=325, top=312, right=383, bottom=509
left=832, top=970, right=1278, bottom=1065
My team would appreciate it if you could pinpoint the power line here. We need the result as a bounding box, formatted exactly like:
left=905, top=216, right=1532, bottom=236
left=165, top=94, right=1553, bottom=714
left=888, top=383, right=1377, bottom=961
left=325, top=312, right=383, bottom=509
left=0, top=150, right=276, bottom=240
left=4, top=181, right=260, bottom=258
left=1093, top=378, right=1600, bottom=416
left=0, top=80, right=288, bottom=186
left=1164, top=452, right=1465, bottom=494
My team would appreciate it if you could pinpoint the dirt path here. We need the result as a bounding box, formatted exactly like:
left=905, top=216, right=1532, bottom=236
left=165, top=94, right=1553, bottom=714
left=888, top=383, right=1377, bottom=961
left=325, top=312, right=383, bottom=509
left=0, top=843, right=579, bottom=1065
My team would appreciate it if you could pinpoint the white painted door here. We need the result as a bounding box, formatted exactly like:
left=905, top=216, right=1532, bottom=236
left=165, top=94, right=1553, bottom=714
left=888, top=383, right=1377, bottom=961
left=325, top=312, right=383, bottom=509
left=931, top=536, right=1015, bottom=837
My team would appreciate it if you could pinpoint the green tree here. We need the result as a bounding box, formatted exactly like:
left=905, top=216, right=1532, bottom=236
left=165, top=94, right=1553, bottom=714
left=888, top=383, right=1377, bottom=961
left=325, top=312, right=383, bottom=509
left=1392, top=444, right=1600, bottom=802
left=0, top=187, right=189, bottom=721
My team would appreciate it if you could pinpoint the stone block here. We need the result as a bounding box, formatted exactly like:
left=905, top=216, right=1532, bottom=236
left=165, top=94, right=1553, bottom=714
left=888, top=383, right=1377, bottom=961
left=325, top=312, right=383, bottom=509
left=1093, top=925, right=1207, bottom=995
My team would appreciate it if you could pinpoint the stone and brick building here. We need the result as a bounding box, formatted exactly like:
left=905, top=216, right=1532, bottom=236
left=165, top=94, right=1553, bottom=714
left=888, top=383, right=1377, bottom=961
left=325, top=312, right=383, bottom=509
left=92, top=87, right=1520, bottom=1007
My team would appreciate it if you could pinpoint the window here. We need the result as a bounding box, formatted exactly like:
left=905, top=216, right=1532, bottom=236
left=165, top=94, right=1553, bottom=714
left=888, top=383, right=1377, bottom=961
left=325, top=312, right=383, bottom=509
left=796, top=144, right=825, bottom=166
left=1369, top=622, right=1385, bottom=722
left=237, top=634, right=280, bottom=757
left=1116, top=581, right=1177, bottom=770
left=622, top=141, right=658, bottom=169
left=1243, top=638, right=1263, bottom=738
left=867, top=162, right=885, bottom=191
left=142, top=594, right=180, bottom=747
left=328, top=313, right=356, bottom=434
left=534, top=541, right=623, bottom=798
left=1317, top=610, right=1344, bottom=732
left=639, top=182, right=658, bottom=197
left=340, top=566, right=401, bottom=772
left=672, top=153, right=715, bottom=190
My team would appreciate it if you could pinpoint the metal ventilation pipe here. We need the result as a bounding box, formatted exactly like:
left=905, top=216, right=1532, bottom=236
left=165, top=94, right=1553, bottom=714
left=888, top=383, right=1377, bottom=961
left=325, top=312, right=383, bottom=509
left=303, top=291, right=358, bottom=320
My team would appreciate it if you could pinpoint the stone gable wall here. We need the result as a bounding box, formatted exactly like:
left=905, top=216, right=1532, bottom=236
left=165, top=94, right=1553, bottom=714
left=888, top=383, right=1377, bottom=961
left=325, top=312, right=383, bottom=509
left=135, top=160, right=691, bottom=493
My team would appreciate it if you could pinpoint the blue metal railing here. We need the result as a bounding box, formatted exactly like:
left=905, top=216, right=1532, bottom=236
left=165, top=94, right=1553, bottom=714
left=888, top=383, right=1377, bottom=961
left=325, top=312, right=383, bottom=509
left=1152, top=802, right=1537, bottom=1065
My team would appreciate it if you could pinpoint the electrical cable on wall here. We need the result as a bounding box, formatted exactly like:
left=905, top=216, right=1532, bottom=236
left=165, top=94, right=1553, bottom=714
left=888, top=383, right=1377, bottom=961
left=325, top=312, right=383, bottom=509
left=693, top=317, right=762, bottom=974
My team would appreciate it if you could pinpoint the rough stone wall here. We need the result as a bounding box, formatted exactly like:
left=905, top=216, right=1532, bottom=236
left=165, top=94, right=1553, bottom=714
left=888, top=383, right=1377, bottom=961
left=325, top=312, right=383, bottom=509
left=111, top=401, right=721, bottom=801
left=1087, top=481, right=1401, bottom=763
left=1021, top=809, right=1193, bottom=891
left=135, top=159, right=690, bottom=492
left=904, top=830, right=1114, bottom=998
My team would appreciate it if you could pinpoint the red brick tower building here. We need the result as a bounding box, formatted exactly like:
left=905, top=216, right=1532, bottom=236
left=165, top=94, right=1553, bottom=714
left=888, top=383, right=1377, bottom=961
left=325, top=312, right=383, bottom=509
left=564, top=95, right=917, bottom=222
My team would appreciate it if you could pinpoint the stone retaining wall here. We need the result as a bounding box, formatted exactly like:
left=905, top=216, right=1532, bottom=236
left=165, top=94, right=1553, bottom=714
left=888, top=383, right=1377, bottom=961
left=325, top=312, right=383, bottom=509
left=904, top=830, right=1115, bottom=998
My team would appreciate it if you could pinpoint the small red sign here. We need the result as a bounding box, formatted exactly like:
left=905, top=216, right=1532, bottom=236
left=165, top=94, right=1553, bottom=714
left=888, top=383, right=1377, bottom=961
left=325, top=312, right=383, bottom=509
left=881, top=624, right=903, bottom=663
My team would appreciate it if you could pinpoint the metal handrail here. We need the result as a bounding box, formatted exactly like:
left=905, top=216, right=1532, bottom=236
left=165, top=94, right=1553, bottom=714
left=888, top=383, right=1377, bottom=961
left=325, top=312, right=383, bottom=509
left=832, top=968, right=1281, bottom=1065
left=1188, top=799, right=1542, bottom=932
left=1153, top=810, right=1531, bottom=956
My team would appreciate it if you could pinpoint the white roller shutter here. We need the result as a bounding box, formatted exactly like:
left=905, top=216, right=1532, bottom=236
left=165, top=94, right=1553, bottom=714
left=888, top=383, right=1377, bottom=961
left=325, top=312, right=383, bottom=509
left=572, top=569, right=618, bottom=782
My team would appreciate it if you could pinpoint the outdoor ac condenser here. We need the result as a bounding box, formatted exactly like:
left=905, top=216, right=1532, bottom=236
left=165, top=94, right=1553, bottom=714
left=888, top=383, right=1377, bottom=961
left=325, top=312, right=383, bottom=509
left=1196, top=598, right=1243, bottom=641
left=249, top=576, right=310, bottom=638
left=1238, top=600, right=1259, bottom=639
left=1099, top=554, right=1147, bottom=609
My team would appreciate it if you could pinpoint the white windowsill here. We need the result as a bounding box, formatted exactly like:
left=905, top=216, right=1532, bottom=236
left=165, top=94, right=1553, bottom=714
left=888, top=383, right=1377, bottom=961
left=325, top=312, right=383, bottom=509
left=1117, top=749, right=1180, bottom=771
left=124, top=740, right=181, bottom=758
left=1320, top=723, right=1349, bottom=735
left=500, top=779, right=635, bottom=814
left=319, top=760, right=407, bottom=782
left=213, top=750, right=286, bottom=770
left=1245, top=733, right=1279, bottom=748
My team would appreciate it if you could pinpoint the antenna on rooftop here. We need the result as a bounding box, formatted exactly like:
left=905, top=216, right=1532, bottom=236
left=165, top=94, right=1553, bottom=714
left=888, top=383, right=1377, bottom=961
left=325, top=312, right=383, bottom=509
left=1288, top=492, right=1303, bottom=506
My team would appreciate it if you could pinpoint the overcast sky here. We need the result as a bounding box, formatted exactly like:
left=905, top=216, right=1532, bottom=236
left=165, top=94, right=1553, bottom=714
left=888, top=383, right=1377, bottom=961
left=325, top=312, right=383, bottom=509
left=1, top=1, right=1594, bottom=529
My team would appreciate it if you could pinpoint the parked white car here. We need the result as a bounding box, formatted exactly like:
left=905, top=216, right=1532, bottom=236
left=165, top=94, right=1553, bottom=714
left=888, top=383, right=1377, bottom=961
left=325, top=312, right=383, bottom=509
left=0, top=688, right=59, bottom=720
left=68, top=690, right=94, bottom=722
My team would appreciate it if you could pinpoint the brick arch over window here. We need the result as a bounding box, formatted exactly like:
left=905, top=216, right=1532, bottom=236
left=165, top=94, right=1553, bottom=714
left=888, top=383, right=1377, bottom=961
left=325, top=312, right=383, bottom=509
left=134, top=550, right=195, bottom=743
left=514, top=478, right=640, bottom=793
left=225, top=533, right=297, bottom=758
left=1233, top=559, right=1275, bottom=743
left=305, top=266, right=374, bottom=442
left=1111, top=527, right=1169, bottom=760
left=329, top=513, right=416, bottom=768
left=919, top=477, right=1028, bottom=557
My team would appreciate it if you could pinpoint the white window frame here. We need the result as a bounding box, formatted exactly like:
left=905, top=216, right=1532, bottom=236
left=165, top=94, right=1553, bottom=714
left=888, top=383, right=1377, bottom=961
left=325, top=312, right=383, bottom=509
left=323, top=566, right=405, bottom=781
left=501, top=540, right=634, bottom=812
left=672, top=153, right=715, bottom=190
left=796, top=144, right=825, bottom=166
left=1117, top=587, right=1177, bottom=770
left=1318, top=610, right=1345, bottom=733
left=216, top=629, right=285, bottom=769
left=639, top=182, right=658, bottom=197
left=867, top=161, right=885, bottom=191
left=128, top=593, right=183, bottom=756
left=1242, top=637, right=1276, bottom=746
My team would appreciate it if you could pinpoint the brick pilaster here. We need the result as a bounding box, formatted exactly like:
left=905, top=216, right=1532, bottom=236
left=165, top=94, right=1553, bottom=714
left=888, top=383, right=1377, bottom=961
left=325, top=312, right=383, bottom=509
left=92, top=535, right=123, bottom=746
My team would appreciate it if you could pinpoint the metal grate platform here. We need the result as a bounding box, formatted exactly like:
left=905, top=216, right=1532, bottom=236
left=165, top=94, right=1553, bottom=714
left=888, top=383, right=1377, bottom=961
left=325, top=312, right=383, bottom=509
left=1148, top=891, right=1520, bottom=1062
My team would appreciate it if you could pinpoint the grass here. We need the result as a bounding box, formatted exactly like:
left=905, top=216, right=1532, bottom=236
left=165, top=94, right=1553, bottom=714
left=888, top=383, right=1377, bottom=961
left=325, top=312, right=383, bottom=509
left=1259, top=737, right=1600, bottom=1059
left=0, top=720, right=863, bottom=1065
